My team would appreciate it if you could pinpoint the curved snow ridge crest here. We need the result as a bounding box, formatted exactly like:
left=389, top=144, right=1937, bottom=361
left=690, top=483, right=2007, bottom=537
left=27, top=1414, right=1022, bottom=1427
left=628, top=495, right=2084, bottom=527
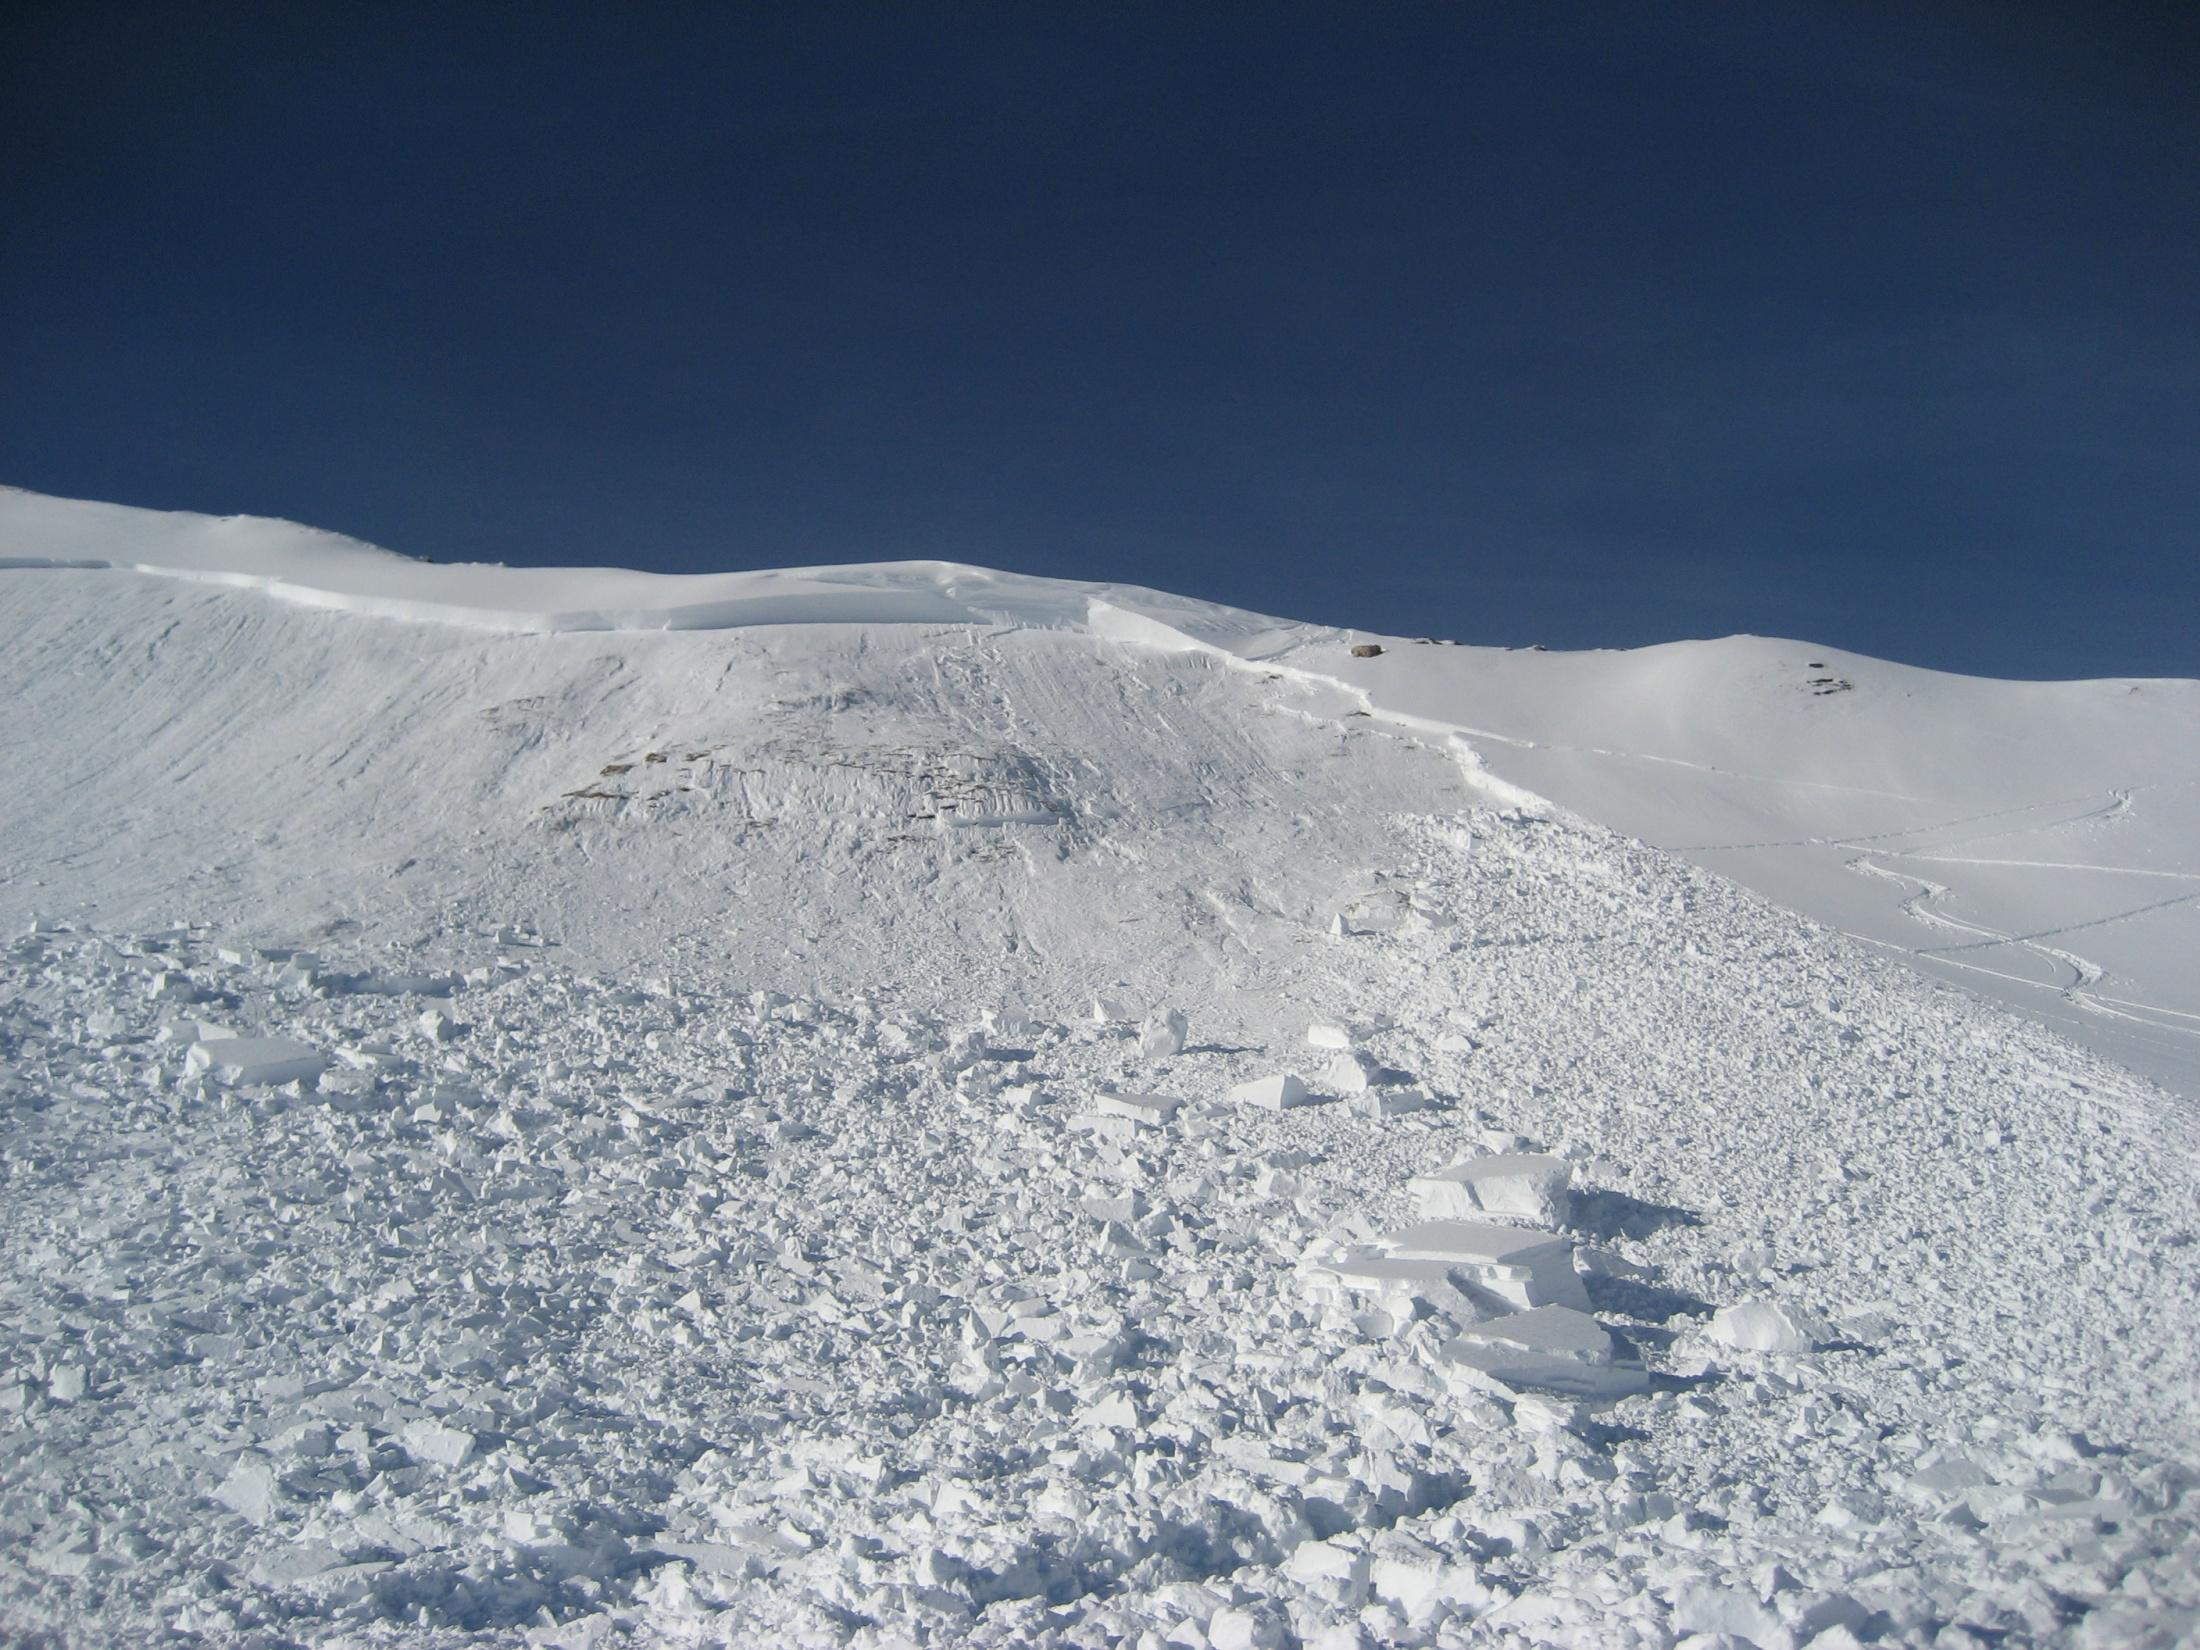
left=4, top=485, right=1558, bottom=811
left=0, top=488, right=1254, bottom=638
left=1086, top=597, right=1556, bottom=817
left=0, top=544, right=1099, bottom=634
left=0, top=554, right=1007, bottom=634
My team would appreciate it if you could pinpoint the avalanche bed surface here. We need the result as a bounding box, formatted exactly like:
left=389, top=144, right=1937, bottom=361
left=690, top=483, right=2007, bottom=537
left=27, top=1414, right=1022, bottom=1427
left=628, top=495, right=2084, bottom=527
left=2, top=488, right=2197, bottom=1650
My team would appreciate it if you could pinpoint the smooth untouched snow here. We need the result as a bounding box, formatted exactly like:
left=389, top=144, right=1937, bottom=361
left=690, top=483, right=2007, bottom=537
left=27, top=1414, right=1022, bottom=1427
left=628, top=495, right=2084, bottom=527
left=2, top=486, right=2197, bottom=1649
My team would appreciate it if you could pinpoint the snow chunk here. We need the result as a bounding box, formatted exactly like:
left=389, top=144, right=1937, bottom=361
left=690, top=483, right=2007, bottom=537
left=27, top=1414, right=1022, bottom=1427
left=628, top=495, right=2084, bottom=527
left=402, top=1418, right=476, bottom=1468
left=1093, top=1090, right=1179, bottom=1128
left=416, top=1008, right=463, bottom=1043
left=1284, top=1537, right=1372, bottom=1607
left=214, top=1457, right=279, bottom=1525
left=1381, top=1220, right=1590, bottom=1310
left=1355, top=1086, right=1431, bottom=1119
left=1409, top=1153, right=1573, bottom=1225
left=148, top=969, right=204, bottom=1004
left=1229, top=1073, right=1312, bottom=1110
left=1084, top=1390, right=1141, bottom=1432
left=1138, top=1008, right=1187, bottom=1059
left=1305, top=1022, right=1354, bottom=1050
left=1334, top=887, right=1412, bottom=935
left=1300, top=1251, right=1483, bottom=1323
left=1441, top=1305, right=1648, bottom=1399
left=1208, top=1606, right=1287, bottom=1650
left=1319, top=1050, right=1375, bottom=1094
left=184, top=1036, right=329, bottom=1087
left=1707, top=1299, right=1823, bottom=1354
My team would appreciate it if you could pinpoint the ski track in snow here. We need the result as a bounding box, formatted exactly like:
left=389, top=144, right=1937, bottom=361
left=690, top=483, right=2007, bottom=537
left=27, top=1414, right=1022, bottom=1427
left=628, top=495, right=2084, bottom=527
left=3, top=490, right=2200, bottom=1648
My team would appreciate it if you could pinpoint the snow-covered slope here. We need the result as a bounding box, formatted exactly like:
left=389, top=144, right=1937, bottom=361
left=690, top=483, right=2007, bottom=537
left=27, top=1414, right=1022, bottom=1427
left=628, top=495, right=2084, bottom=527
left=3, top=488, right=2197, bottom=1649
left=6, top=487, right=2192, bottom=1095
left=1305, top=637, right=2200, bottom=1100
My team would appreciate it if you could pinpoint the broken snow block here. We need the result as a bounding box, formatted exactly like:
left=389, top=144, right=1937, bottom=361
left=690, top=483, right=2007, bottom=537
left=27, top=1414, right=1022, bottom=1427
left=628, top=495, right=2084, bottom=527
left=1508, top=1391, right=1584, bottom=1433
left=1083, top=1390, right=1141, bottom=1432
left=1441, top=1305, right=1648, bottom=1399
left=1094, top=1091, right=1179, bottom=1128
left=1283, top=1537, right=1371, bottom=1608
left=416, top=1009, right=463, bottom=1043
left=1139, top=1009, right=1187, bottom=1059
left=1208, top=1606, right=1288, bottom=1650
left=148, top=969, right=204, bottom=1004
left=1300, top=1249, right=1486, bottom=1323
left=184, top=1036, right=329, bottom=1088
left=1305, top=1022, right=1354, bottom=1050
left=1355, top=1087, right=1432, bottom=1119
left=1334, top=889, right=1412, bottom=935
left=401, top=1419, right=476, bottom=1469
left=1706, top=1299, right=1822, bottom=1354
left=1066, top=1110, right=1139, bottom=1145
left=1381, top=1220, right=1590, bottom=1311
left=1367, top=1538, right=1487, bottom=1618
left=1080, top=1187, right=1147, bottom=1223
left=1320, top=1050, right=1375, bottom=1094
left=1229, top=1073, right=1312, bottom=1111
left=1409, top=1154, right=1573, bottom=1225
left=214, top=1456, right=280, bottom=1525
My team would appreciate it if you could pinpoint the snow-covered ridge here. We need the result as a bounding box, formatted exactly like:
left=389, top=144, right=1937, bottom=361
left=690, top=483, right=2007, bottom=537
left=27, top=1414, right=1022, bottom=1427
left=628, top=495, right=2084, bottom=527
left=0, top=485, right=1306, bottom=650
left=6, top=484, right=2197, bottom=1097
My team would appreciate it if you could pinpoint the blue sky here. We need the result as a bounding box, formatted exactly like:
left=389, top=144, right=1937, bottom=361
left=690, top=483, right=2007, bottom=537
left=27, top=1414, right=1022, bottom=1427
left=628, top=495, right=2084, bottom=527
left=4, top=3, right=2194, bottom=676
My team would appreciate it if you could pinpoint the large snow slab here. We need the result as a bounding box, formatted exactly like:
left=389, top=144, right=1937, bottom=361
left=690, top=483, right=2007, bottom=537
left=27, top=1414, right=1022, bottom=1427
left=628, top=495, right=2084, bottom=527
left=1441, top=1305, right=1650, bottom=1399
left=182, top=1035, right=328, bottom=1086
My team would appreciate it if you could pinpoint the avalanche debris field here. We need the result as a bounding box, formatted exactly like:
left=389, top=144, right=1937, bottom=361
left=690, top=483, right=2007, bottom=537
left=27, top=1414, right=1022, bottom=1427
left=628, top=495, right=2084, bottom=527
left=2, top=491, right=2198, bottom=1650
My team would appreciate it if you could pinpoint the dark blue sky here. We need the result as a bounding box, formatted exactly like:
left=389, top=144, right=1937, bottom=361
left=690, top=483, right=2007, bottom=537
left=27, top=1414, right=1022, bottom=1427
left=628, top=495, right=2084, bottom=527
left=5, top=3, right=2195, bottom=676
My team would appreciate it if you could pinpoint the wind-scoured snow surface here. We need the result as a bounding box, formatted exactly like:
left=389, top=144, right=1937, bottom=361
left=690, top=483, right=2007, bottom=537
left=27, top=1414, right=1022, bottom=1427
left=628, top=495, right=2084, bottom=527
left=1, top=488, right=2196, bottom=1649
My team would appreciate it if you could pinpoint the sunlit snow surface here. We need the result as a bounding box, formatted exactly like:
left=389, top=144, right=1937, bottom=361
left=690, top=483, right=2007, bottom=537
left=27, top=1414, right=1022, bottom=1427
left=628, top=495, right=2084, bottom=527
left=2, top=487, right=2196, bottom=1648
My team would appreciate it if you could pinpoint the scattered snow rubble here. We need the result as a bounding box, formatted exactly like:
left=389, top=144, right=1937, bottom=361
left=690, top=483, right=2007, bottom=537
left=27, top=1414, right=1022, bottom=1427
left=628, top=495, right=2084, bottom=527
left=0, top=911, right=2195, bottom=1650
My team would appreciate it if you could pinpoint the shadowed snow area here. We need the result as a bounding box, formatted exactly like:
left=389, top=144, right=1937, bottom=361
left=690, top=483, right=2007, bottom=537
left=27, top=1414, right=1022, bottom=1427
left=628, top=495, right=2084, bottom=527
left=2, top=487, right=2197, bottom=1648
